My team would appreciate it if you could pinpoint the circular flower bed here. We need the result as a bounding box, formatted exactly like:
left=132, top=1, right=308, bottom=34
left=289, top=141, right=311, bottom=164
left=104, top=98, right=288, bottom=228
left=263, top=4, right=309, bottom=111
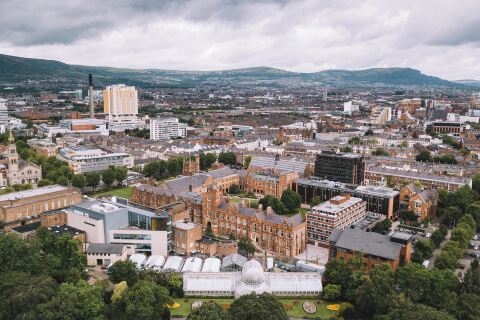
left=191, top=300, right=204, bottom=310
left=327, top=304, right=340, bottom=311
left=166, top=302, right=180, bottom=309
left=302, top=301, right=317, bottom=314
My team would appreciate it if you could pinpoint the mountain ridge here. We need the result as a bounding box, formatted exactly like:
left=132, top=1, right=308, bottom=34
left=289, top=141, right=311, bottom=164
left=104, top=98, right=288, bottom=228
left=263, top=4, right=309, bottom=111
left=0, top=53, right=467, bottom=88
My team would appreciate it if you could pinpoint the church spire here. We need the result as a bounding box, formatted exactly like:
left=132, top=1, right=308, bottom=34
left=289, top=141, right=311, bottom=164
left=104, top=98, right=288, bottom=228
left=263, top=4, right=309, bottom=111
left=8, top=129, right=14, bottom=144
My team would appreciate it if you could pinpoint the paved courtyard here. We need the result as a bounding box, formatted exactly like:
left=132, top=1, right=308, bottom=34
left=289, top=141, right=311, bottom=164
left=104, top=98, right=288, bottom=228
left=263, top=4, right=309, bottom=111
left=295, top=244, right=329, bottom=265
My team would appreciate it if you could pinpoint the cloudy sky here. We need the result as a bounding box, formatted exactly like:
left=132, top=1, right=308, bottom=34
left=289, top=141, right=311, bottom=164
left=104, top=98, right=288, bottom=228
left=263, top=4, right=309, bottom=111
left=1, top=0, right=479, bottom=80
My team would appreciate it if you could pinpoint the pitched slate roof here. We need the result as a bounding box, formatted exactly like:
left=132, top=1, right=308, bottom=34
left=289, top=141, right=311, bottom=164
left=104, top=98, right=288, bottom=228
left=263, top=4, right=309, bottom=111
left=328, top=228, right=403, bottom=260
left=86, top=243, right=125, bottom=255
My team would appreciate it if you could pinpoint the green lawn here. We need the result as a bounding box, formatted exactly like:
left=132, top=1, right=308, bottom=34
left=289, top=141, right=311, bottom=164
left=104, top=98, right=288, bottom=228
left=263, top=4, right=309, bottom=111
left=169, top=297, right=338, bottom=319
left=227, top=196, right=258, bottom=208
left=93, top=186, right=133, bottom=199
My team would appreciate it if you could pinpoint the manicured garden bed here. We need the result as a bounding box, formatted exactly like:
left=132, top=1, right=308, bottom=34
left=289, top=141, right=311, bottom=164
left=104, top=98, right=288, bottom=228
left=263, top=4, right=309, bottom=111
left=170, top=297, right=338, bottom=319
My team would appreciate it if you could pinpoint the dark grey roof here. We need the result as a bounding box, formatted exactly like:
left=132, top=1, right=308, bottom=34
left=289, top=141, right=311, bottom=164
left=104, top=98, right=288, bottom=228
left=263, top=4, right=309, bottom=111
left=207, top=167, right=237, bottom=179
left=11, top=221, right=41, bottom=233
left=86, top=243, right=125, bottom=255
left=328, top=228, right=403, bottom=260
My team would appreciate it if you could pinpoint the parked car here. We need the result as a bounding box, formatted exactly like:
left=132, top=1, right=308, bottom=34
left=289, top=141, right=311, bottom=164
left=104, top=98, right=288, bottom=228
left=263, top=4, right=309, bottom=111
left=425, top=232, right=432, bottom=238
left=422, top=260, right=430, bottom=268
left=473, top=235, right=478, bottom=240
left=470, top=252, right=480, bottom=259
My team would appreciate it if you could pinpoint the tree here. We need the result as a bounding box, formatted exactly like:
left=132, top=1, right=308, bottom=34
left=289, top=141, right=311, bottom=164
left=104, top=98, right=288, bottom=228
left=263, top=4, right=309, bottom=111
left=395, top=263, right=458, bottom=308
left=187, top=302, right=229, bottom=320
left=386, top=176, right=395, bottom=188
left=280, top=190, right=302, bottom=213
left=122, top=280, right=172, bottom=320
left=56, top=175, right=69, bottom=186
left=341, top=146, right=353, bottom=153
left=381, top=303, right=455, bottom=320
left=229, top=184, right=242, bottom=195
left=310, top=196, right=322, bottom=207
left=451, top=226, right=473, bottom=248
left=355, top=264, right=398, bottom=318
left=0, top=272, right=57, bottom=320
left=86, top=172, right=101, bottom=190
left=258, top=195, right=287, bottom=214
left=243, top=155, right=252, bottom=168
left=323, top=284, right=341, bottom=301
left=323, top=256, right=364, bottom=301
left=108, top=260, right=139, bottom=286
left=167, top=272, right=184, bottom=297
left=167, top=158, right=182, bottom=176
left=38, top=179, right=53, bottom=187
left=371, top=148, right=390, bottom=157
left=411, top=239, right=434, bottom=263
left=199, top=153, right=217, bottom=171
left=399, top=140, right=408, bottom=149
left=372, top=219, right=392, bottom=234
left=449, top=293, right=480, bottom=320
left=34, top=228, right=87, bottom=283
left=101, top=169, right=116, bottom=187
left=115, top=166, right=128, bottom=186
left=431, top=225, right=448, bottom=247
left=38, top=280, right=106, bottom=320
left=218, top=152, right=237, bottom=165
left=463, top=262, right=480, bottom=295
left=228, top=293, right=288, bottom=320
left=238, top=237, right=256, bottom=258
left=72, top=174, right=86, bottom=189
left=349, top=136, right=360, bottom=144
left=416, top=150, right=432, bottom=162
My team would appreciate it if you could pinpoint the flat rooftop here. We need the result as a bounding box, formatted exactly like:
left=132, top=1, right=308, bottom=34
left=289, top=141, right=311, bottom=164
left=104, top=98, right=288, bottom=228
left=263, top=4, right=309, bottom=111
left=0, top=185, right=70, bottom=202
left=312, top=196, right=363, bottom=214
left=175, top=220, right=199, bottom=231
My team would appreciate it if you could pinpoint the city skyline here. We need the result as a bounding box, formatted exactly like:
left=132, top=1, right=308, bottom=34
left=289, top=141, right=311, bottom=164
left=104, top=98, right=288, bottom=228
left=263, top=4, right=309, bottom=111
left=1, top=0, right=479, bottom=80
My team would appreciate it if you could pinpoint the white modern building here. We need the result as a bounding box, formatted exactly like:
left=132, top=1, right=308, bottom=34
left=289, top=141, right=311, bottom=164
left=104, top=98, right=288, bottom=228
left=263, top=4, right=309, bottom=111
left=103, top=84, right=145, bottom=131
left=59, top=119, right=109, bottom=136
left=183, top=259, right=323, bottom=298
left=0, top=98, right=9, bottom=133
left=150, top=117, right=187, bottom=140
left=370, top=106, right=392, bottom=125
left=58, top=146, right=133, bottom=173
left=65, top=198, right=172, bottom=256
left=307, top=194, right=367, bottom=244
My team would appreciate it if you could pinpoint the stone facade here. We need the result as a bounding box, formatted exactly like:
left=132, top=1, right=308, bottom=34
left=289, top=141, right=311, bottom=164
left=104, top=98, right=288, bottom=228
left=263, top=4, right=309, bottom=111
left=0, top=185, right=82, bottom=230
left=0, top=132, right=42, bottom=187
left=202, top=188, right=306, bottom=258
left=242, top=168, right=298, bottom=198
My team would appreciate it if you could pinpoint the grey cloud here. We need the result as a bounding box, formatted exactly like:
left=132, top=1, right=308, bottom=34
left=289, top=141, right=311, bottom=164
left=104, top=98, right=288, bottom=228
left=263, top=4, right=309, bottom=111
left=1, top=0, right=480, bottom=79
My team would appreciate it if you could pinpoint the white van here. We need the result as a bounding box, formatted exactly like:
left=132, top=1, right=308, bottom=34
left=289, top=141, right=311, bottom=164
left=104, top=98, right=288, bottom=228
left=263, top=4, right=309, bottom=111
left=422, top=260, right=430, bottom=268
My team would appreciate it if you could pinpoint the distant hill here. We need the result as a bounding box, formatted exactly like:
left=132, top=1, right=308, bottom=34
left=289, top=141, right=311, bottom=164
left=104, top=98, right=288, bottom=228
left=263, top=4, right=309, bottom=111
left=453, top=79, right=480, bottom=87
left=0, top=53, right=465, bottom=88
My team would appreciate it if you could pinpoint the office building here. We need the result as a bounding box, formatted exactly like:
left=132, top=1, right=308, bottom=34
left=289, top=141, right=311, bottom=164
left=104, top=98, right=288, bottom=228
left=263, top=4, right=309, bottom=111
left=293, top=178, right=399, bottom=218
left=314, top=151, right=365, bottom=185
left=103, top=84, right=145, bottom=131
left=370, top=106, right=392, bottom=125
left=59, top=119, right=109, bottom=136
left=65, top=198, right=172, bottom=256
left=103, top=84, right=138, bottom=118
left=150, top=117, right=187, bottom=140
left=307, top=194, right=366, bottom=244
left=58, top=146, right=133, bottom=174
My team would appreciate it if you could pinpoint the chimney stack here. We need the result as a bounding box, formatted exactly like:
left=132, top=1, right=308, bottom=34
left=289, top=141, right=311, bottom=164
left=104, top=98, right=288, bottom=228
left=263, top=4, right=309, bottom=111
left=88, top=74, right=95, bottom=119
